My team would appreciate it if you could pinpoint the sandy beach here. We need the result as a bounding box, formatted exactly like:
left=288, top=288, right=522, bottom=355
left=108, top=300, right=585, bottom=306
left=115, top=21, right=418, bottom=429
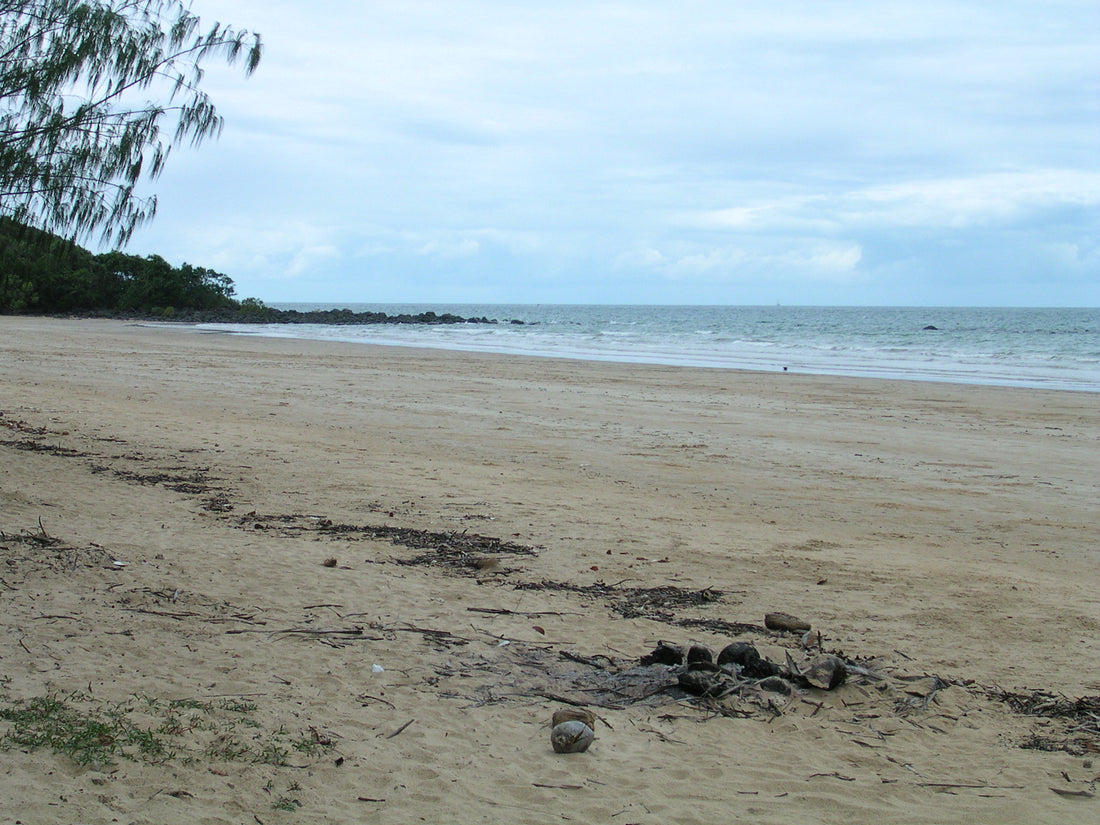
left=1, top=315, right=1097, bottom=824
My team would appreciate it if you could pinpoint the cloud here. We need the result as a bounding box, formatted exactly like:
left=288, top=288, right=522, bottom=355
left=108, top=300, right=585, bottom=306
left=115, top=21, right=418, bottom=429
left=690, top=170, right=1100, bottom=235
left=120, top=1, right=1100, bottom=305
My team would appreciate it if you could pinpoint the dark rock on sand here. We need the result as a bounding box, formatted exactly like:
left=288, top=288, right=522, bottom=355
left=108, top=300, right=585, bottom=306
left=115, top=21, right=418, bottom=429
left=640, top=641, right=685, bottom=667
left=801, top=654, right=848, bottom=690
left=687, top=644, right=714, bottom=665
left=758, top=676, right=795, bottom=695
left=764, top=611, right=812, bottom=632
left=717, top=642, right=781, bottom=679
left=678, top=669, right=726, bottom=697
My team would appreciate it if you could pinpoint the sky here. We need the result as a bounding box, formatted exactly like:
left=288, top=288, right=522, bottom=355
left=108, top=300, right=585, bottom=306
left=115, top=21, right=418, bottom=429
left=121, top=1, right=1099, bottom=306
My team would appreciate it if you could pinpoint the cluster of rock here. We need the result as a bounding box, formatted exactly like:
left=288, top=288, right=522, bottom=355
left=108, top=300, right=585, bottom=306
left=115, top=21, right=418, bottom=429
left=641, top=636, right=849, bottom=699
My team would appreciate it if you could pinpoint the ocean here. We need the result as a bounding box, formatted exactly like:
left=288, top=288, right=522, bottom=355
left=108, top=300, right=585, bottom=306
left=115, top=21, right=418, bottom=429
left=199, top=305, right=1100, bottom=393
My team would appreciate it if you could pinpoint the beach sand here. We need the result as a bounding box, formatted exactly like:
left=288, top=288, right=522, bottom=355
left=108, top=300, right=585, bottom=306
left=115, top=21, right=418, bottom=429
left=1, top=316, right=1097, bottom=824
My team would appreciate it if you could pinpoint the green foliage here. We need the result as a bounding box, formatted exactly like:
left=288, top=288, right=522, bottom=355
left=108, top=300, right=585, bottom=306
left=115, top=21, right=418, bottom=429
left=0, top=1, right=261, bottom=244
left=0, top=689, right=335, bottom=768
left=0, top=216, right=237, bottom=312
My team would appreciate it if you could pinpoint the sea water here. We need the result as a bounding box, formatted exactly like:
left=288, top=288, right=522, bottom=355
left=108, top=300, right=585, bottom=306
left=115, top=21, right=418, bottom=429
left=199, top=305, right=1100, bottom=393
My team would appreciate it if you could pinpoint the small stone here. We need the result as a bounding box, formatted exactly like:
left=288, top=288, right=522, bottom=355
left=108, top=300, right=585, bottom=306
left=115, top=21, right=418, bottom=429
left=551, top=720, right=595, bottom=753
left=640, top=641, right=684, bottom=667
left=687, top=644, right=713, bottom=665
left=717, top=642, right=780, bottom=679
left=758, top=676, right=794, bottom=695
left=802, top=654, right=848, bottom=690
left=764, top=612, right=812, bottom=632
left=678, top=670, right=726, bottom=697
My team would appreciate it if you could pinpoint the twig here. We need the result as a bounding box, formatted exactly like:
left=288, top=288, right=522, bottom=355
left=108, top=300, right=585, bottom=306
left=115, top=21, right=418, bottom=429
left=917, top=782, right=1024, bottom=790
left=394, top=624, right=473, bottom=644
left=559, top=650, right=614, bottom=669
left=467, top=607, right=575, bottom=617
left=358, top=694, right=396, bottom=709
left=534, top=783, right=583, bottom=790
left=385, top=719, right=415, bottom=739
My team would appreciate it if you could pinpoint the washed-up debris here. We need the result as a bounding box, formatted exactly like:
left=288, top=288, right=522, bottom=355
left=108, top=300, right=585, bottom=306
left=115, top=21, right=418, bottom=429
left=515, top=580, right=725, bottom=622
left=552, top=708, right=597, bottom=729
left=239, top=513, right=538, bottom=576
left=987, top=688, right=1100, bottom=756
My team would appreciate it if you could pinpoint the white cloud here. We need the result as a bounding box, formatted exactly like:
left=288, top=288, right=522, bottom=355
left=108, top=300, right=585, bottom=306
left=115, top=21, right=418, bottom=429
left=121, top=1, right=1100, bottom=304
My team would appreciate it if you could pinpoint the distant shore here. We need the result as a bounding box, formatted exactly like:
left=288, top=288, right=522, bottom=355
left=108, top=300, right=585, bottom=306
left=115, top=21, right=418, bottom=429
left=46, top=305, right=520, bottom=325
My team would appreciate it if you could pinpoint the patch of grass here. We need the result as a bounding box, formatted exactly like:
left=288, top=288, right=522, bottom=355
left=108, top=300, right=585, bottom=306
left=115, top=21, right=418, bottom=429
left=0, top=690, right=334, bottom=768
left=273, top=795, right=301, bottom=812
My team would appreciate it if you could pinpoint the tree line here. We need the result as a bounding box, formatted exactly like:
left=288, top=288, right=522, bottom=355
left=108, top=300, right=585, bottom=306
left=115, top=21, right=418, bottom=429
left=0, top=217, right=238, bottom=314
left=0, top=218, right=504, bottom=324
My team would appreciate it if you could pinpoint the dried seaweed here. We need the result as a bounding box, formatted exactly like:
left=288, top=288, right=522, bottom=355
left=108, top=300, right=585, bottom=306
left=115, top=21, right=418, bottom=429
left=0, top=525, right=111, bottom=575
left=514, top=579, right=725, bottom=622
left=239, top=513, right=538, bottom=574
left=986, top=688, right=1100, bottom=755
left=0, top=438, right=86, bottom=457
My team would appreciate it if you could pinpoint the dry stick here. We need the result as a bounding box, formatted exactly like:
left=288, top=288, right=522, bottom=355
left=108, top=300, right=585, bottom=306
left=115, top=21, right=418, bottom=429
left=282, top=627, right=376, bottom=636
left=533, top=783, right=583, bottom=790
left=385, top=719, right=415, bottom=739
left=359, top=694, right=396, bottom=709
left=918, top=782, right=1025, bottom=790
left=466, top=607, right=575, bottom=617
left=559, top=650, right=614, bottom=669
left=394, top=624, right=474, bottom=644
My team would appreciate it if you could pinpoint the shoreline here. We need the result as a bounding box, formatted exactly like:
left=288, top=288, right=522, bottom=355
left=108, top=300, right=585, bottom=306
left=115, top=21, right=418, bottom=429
left=186, top=311, right=1100, bottom=394
left=1, top=316, right=1097, bottom=824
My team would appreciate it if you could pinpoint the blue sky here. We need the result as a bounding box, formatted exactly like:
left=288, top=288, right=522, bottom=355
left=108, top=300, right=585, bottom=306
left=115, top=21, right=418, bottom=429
left=123, top=1, right=1099, bottom=305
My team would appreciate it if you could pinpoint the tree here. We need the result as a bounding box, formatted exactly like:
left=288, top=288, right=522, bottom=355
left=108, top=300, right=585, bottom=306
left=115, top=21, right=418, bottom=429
left=0, top=1, right=261, bottom=245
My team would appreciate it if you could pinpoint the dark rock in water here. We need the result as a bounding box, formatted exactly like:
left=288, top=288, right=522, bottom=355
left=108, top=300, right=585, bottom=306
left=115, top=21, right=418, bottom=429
left=687, top=644, right=714, bottom=665
left=640, top=641, right=684, bottom=667
left=678, top=669, right=726, bottom=697
left=923, top=325, right=938, bottom=330
left=764, top=611, right=812, bottom=633
left=717, top=642, right=780, bottom=679
left=802, top=654, right=848, bottom=690
left=758, top=676, right=794, bottom=695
